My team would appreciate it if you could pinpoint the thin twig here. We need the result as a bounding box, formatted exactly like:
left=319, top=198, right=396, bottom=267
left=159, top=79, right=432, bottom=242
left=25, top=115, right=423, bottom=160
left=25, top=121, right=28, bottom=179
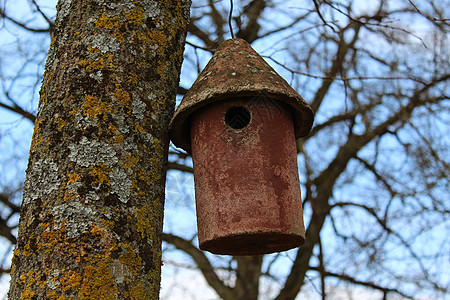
left=312, top=0, right=337, bottom=32
left=0, top=8, right=50, bottom=33
left=264, top=56, right=427, bottom=84
left=406, top=0, right=450, bottom=22
left=30, top=0, right=54, bottom=30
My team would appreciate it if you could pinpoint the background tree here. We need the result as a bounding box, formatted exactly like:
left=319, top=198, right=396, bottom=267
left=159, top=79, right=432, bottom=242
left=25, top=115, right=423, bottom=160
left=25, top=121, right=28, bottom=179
left=0, top=0, right=449, bottom=299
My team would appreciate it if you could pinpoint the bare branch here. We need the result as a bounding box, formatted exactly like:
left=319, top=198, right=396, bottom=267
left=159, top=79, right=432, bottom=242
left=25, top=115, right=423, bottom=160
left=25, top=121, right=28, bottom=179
left=236, top=0, right=266, bottom=43
left=177, top=86, right=189, bottom=96
left=208, top=0, right=226, bottom=42
left=406, top=0, right=450, bottom=23
left=185, top=40, right=216, bottom=53
left=275, top=74, right=449, bottom=300
left=0, top=99, right=36, bottom=123
left=312, top=0, right=337, bottom=32
left=265, top=56, right=427, bottom=84
left=0, top=7, right=51, bottom=33
left=308, top=266, right=414, bottom=299
left=162, top=233, right=235, bottom=300
left=167, top=161, right=194, bottom=174
left=30, top=0, right=54, bottom=31
left=0, top=193, right=21, bottom=214
left=331, top=201, right=448, bottom=293
left=355, top=156, right=398, bottom=197
left=234, top=255, right=263, bottom=300
left=257, top=12, right=313, bottom=39
left=188, top=22, right=217, bottom=48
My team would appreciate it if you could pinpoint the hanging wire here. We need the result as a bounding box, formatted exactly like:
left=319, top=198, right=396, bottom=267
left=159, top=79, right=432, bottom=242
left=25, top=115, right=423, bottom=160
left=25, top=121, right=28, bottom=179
left=229, top=0, right=235, bottom=38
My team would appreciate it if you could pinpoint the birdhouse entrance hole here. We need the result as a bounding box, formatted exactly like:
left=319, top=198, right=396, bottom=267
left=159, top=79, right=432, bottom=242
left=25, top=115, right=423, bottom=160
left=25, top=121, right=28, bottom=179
left=225, top=106, right=251, bottom=129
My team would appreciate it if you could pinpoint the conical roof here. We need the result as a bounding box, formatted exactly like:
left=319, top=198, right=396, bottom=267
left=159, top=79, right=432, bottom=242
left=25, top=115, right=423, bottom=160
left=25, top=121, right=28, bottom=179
left=169, top=38, right=314, bottom=153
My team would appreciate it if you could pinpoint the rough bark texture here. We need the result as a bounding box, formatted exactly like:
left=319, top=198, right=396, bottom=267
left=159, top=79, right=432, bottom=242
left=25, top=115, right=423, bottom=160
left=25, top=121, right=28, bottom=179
left=8, top=0, right=190, bottom=299
left=234, top=256, right=263, bottom=300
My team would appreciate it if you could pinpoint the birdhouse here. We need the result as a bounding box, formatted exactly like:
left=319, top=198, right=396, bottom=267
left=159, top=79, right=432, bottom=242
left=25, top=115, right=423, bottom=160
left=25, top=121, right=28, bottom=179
left=169, top=39, right=314, bottom=255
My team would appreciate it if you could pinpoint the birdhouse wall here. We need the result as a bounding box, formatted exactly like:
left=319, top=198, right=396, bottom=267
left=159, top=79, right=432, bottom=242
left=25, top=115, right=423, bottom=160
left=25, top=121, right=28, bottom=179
left=190, top=97, right=305, bottom=255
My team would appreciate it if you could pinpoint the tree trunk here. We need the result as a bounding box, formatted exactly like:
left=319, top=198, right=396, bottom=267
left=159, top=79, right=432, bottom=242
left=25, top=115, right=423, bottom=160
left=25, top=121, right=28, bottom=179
left=8, top=0, right=190, bottom=299
left=234, top=256, right=263, bottom=300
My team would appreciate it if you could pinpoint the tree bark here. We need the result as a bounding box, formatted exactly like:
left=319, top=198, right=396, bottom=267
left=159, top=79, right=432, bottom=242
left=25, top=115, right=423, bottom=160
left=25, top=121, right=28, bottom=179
left=8, top=0, right=190, bottom=299
left=234, top=256, right=263, bottom=300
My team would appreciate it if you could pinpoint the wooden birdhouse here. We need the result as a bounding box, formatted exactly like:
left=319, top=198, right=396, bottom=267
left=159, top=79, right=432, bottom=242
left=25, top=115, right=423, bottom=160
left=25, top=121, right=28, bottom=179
left=169, top=39, right=314, bottom=255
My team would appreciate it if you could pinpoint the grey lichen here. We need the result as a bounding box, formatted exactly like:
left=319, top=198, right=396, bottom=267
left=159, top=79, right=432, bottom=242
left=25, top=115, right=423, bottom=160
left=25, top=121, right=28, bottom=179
left=67, top=137, right=136, bottom=204
left=88, top=34, right=120, bottom=54
left=86, top=191, right=100, bottom=202
left=110, top=168, right=132, bottom=203
left=56, top=0, right=72, bottom=23
left=47, top=269, right=61, bottom=290
left=52, top=202, right=96, bottom=238
left=23, top=158, right=61, bottom=205
left=89, top=70, right=103, bottom=82
left=132, top=97, right=146, bottom=120
left=109, top=260, right=131, bottom=284
left=75, top=111, right=98, bottom=129
left=180, top=0, right=192, bottom=19
left=68, top=137, right=118, bottom=167
left=143, top=0, right=160, bottom=18
left=112, top=112, right=130, bottom=134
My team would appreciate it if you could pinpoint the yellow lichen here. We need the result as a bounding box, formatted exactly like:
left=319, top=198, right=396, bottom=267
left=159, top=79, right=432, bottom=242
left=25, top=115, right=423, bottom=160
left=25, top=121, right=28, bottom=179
left=123, top=155, right=139, bottom=169
left=91, top=225, right=105, bottom=236
left=129, top=281, right=149, bottom=300
left=60, top=270, right=82, bottom=292
left=147, top=31, right=168, bottom=48
left=150, top=157, right=163, bottom=184
left=19, top=273, right=26, bottom=284
left=136, top=205, right=157, bottom=239
left=128, top=73, right=139, bottom=85
left=79, top=259, right=118, bottom=300
left=123, top=6, right=144, bottom=25
left=56, top=117, right=68, bottom=130
left=94, top=14, right=120, bottom=30
left=153, top=137, right=163, bottom=152
left=88, top=46, right=100, bottom=53
left=46, top=290, right=59, bottom=300
left=20, top=288, right=35, bottom=300
left=67, top=173, right=81, bottom=184
left=26, top=270, right=37, bottom=286
left=21, top=241, right=33, bottom=257
left=90, top=164, right=111, bottom=185
left=30, top=116, right=43, bottom=152
left=107, top=124, right=118, bottom=134
left=119, top=243, right=141, bottom=276
left=18, top=270, right=48, bottom=299
left=114, top=88, right=132, bottom=109
left=113, top=135, right=125, bottom=144
left=157, top=61, right=171, bottom=82
left=135, top=124, right=145, bottom=133
left=79, top=58, right=105, bottom=73
left=107, top=124, right=124, bottom=143
left=81, top=95, right=111, bottom=118
left=63, top=190, right=78, bottom=202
